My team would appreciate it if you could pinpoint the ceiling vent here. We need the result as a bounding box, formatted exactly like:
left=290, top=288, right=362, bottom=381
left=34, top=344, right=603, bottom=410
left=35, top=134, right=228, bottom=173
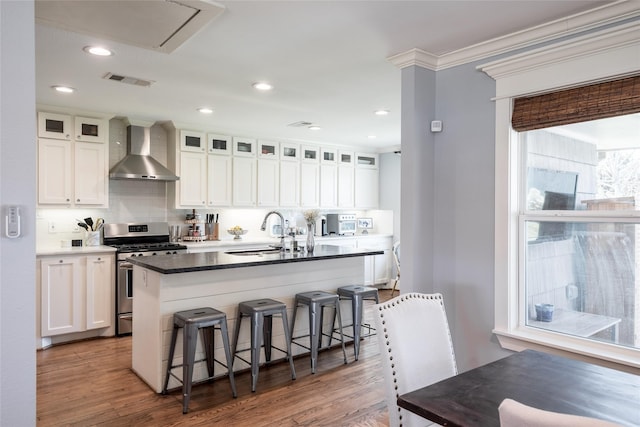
left=104, top=73, right=154, bottom=87
left=35, top=0, right=225, bottom=54
left=287, top=121, right=314, bottom=128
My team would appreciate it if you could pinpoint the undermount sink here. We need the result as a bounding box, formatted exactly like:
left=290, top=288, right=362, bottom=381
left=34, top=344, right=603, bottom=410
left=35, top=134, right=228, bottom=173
left=224, top=247, right=282, bottom=256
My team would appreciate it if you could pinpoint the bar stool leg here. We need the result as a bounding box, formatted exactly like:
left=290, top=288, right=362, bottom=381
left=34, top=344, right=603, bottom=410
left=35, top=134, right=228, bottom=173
left=280, top=309, right=296, bottom=380
left=334, top=301, right=348, bottom=365
left=201, top=326, right=215, bottom=378
left=250, top=312, right=264, bottom=392
left=309, top=301, right=322, bottom=374
left=182, top=323, right=198, bottom=414
left=218, top=319, right=237, bottom=398
left=352, top=295, right=363, bottom=361
left=263, top=314, right=273, bottom=362
left=163, top=323, right=179, bottom=394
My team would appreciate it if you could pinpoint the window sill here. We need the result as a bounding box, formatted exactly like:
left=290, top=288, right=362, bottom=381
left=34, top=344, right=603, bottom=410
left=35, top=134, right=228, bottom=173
left=493, top=327, right=640, bottom=374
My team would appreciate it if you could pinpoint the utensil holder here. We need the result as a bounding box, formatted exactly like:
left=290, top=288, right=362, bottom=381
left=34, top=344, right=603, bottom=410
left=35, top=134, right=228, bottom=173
left=86, top=231, right=101, bottom=246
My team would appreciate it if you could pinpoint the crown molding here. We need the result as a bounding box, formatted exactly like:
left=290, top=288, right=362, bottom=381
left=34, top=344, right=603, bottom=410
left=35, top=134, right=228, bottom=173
left=387, top=48, right=438, bottom=70
left=388, top=0, right=640, bottom=71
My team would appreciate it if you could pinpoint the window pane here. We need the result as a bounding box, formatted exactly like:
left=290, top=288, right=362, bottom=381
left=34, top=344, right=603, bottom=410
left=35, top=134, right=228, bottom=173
left=524, top=113, right=640, bottom=213
left=525, top=220, right=638, bottom=349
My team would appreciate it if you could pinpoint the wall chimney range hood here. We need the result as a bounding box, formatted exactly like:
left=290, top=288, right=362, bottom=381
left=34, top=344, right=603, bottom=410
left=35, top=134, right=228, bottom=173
left=109, top=121, right=179, bottom=181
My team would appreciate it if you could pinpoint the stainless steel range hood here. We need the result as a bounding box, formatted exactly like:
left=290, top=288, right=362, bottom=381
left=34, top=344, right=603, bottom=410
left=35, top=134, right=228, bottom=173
left=109, top=124, right=179, bottom=181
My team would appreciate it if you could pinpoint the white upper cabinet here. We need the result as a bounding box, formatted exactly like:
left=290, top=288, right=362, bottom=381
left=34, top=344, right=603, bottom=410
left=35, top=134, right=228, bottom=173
left=321, top=147, right=337, bottom=164
left=207, top=133, right=232, bottom=155
left=37, top=112, right=109, bottom=207
left=339, top=150, right=354, bottom=166
left=280, top=161, right=300, bottom=207
left=74, top=142, right=108, bottom=205
left=75, top=116, right=107, bottom=143
left=38, top=138, right=73, bottom=204
left=233, top=137, right=257, bottom=157
left=320, top=163, right=338, bottom=207
left=258, top=140, right=279, bottom=159
left=300, top=162, right=320, bottom=207
left=280, top=142, right=300, bottom=161
left=354, top=152, right=379, bottom=208
left=208, top=154, right=232, bottom=206
left=338, top=165, right=355, bottom=208
left=38, top=112, right=72, bottom=140
left=180, top=130, right=207, bottom=152
left=257, top=157, right=280, bottom=207
left=301, top=145, right=319, bottom=163
left=356, top=152, right=378, bottom=168
left=179, top=151, right=207, bottom=206
left=233, top=156, right=257, bottom=206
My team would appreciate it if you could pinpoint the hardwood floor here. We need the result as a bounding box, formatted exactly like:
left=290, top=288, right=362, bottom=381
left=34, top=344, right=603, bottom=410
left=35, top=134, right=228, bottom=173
left=37, top=290, right=394, bottom=426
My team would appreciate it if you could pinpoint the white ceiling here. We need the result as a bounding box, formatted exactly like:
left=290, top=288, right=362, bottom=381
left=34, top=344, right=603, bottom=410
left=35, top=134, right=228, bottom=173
left=35, top=0, right=618, bottom=151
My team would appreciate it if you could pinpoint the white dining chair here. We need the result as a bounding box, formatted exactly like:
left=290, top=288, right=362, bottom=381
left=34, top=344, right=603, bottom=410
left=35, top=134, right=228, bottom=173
left=391, top=241, right=400, bottom=296
left=373, top=293, right=458, bottom=427
left=498, top=398, right=624, bottom=427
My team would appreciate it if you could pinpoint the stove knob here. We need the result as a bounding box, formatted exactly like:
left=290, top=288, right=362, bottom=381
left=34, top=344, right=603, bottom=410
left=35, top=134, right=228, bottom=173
left=130, top=254, right=136, bottom=257
left=152, top=252, right=158, bottom=256
left=172, top=251, right=178, bottom=254
left=165, top=251, right=171, bottom=255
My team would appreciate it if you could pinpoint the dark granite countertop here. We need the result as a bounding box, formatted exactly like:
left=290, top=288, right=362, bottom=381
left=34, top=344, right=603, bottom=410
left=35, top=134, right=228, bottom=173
left=127, top=244, right=384, bottom=274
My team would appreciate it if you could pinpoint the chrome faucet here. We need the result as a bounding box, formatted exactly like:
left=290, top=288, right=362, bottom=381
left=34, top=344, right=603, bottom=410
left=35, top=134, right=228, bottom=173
left=260, top=210, right=285, bottom=250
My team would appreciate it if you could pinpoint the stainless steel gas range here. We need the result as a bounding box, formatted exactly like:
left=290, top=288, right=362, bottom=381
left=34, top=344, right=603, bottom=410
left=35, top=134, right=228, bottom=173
left=103, top=222, right=187, bottom=336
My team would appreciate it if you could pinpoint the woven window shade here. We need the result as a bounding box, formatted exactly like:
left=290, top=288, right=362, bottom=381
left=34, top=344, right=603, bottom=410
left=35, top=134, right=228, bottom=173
left=511, top=75, right=640, bottom=132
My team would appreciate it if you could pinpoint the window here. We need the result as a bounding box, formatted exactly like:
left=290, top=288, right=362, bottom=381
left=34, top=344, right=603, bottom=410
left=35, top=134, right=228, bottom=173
left=480, top=21, right=640, bottom=368
left=520, top=115, right=640, bottom=350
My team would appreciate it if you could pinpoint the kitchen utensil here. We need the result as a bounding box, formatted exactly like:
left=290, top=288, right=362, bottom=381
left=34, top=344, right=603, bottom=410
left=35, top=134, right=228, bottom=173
left=77, top=222, right=89, bottom=231
left=95, top=218, right=104, bottom=231
left=84, top=217, right=94, bottom=230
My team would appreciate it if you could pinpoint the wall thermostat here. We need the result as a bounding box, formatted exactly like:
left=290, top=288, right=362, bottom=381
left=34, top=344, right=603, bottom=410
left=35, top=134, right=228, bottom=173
left=431, top=120, right=443, bottom=133
left=5, top=206, right=21, bottom=238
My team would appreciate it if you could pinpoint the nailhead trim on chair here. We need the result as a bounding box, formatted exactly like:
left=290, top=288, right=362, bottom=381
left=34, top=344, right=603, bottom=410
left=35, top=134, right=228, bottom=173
left=375, top=293, right=454, bottom=427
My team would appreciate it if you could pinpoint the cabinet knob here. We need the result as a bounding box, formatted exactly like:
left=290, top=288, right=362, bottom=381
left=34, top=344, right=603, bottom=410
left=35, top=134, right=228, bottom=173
left=59, top=260, right=63, bottom=263
left=97, top=257, right=101, bottom=261
left=76, top=199, right=80, bottom=202
left=66, top=198, right=70, bottom=202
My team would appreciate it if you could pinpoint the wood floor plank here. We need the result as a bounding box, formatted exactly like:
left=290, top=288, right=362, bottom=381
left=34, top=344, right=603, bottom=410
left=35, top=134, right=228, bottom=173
left=37, top=290, right=393, bottom=426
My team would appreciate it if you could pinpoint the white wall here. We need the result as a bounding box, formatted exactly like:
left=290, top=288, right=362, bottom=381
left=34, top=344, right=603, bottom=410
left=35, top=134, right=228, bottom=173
left=0, top=1, right=37, bottom=425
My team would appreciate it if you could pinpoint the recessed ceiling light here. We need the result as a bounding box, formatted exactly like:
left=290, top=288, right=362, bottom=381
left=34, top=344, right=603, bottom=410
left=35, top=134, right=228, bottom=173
left=83, top=46, right=114, bottom=56
left=252, top=82, right=273, bottom=91
left=52, top=85, right=75, bottom=93
left=368, top=135, right=377, bottom=139
left=374, top=109, right=390, bottom=116
left=198, top=107, right=214, bottom=114
left=308, top=125, right=321, bottom=131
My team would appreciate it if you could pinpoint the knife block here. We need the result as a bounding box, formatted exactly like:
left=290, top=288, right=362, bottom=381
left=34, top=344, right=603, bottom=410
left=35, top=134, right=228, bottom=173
left=206, top=223, right=219, bottom=241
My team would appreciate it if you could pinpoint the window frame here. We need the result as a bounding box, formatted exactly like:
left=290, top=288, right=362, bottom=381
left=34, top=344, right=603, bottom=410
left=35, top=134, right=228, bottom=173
left=480, top=21, right=640, bottom=369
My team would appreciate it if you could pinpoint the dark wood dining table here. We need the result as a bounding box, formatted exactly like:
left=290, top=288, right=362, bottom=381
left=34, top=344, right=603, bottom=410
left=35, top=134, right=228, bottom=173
left=397, top=349, right=640, bottom=427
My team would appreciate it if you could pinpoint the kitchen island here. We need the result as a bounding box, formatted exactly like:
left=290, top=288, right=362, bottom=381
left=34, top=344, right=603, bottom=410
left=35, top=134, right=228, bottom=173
left=128, top=245, right=383, bottom=392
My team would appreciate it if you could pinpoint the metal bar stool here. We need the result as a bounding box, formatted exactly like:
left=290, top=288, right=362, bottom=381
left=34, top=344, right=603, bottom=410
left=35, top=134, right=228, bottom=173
left=332, top=285, right=379, bottom=360
left=162, top=307, right=237, bottom=414
left=290, top=290, right=348, bottom=374
left=231, top=298, right=296, bottom=392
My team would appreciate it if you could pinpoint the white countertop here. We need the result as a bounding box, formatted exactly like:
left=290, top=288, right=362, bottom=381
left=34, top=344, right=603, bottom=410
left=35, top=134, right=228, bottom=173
left=36, top=245, right=117, bottom=257
left=182, top=233, right=392, bottom=250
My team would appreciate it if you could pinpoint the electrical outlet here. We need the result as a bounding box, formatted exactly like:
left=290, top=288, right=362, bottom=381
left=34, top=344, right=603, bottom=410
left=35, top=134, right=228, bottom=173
left=48, top=221, right=57, bottom=233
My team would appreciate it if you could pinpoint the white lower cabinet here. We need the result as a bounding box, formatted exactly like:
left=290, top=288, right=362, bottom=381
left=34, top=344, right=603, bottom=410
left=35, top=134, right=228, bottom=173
left=86, top=255, right=113, bottom=330
left=40, top=254, right=114, bottom=337
left=357, top=236, right=392, bottom=286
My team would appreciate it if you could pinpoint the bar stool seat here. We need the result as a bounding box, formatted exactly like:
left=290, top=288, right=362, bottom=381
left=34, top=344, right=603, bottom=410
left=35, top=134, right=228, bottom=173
left=334, top=285, right=379, bottom=360
left=162, top=307, right=237, bottom=414
left=290, top=291, right=348, bottom=374
left=231, top=298, right=296, bottom=392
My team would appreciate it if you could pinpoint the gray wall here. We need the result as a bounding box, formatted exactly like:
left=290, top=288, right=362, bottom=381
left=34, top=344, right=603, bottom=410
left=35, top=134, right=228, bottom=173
left=0, top=1, right=37, bottom=424
left=432, top=62, right=508, bottom=370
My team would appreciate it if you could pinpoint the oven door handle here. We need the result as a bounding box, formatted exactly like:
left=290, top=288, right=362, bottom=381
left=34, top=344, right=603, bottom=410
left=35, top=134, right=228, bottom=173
left=119, top=262, right=133, bottom=270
